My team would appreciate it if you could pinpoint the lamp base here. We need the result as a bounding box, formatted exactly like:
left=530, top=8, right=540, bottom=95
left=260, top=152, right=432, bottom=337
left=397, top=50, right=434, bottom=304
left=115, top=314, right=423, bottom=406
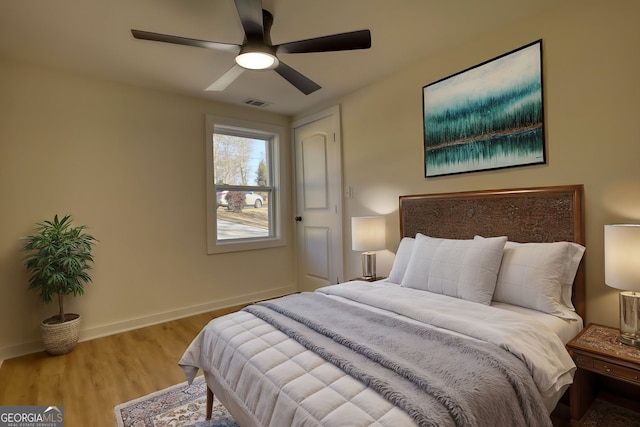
left=361, top=252, right=377, bottom=279
left=618, top=334, right=640, bottom=347
left=618, top=291, right=640, bottom=348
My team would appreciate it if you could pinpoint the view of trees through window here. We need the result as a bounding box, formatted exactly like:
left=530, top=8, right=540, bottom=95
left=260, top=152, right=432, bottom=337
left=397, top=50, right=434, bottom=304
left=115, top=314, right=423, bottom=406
left=213, top=131, right=271, bottom=240
left=214, top=133, right=268, bottom=187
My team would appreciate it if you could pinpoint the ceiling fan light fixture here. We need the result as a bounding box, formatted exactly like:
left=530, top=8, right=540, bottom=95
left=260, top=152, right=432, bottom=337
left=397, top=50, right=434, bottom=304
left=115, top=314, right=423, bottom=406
left=235, top=51, right=278, bottom=70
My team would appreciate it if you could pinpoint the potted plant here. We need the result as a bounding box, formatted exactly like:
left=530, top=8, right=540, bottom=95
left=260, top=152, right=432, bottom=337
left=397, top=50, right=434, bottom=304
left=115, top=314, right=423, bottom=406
left=21, top=214, right=97, bottom=355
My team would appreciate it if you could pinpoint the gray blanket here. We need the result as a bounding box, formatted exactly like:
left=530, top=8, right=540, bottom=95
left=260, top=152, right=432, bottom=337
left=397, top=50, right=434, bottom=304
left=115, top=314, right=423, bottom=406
left=243, top=292, right=551, bottom=427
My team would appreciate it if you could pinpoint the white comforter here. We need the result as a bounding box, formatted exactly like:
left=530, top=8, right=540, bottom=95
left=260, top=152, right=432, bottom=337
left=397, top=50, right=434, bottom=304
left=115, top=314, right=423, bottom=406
left=318, top=282, right=576, bottom=400
left=180, top=282, right=577, bottom=426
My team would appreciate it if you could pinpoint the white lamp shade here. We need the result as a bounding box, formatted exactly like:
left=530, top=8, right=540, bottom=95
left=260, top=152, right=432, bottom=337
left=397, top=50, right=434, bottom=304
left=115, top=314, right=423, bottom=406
left=605, top=224, right=640, bottom=291
left=352, top=216, right=385, bottom=252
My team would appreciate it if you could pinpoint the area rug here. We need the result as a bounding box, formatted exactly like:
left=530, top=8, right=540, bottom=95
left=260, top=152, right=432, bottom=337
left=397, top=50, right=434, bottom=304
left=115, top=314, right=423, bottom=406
left=114, top=376, right=238, bottom=427
left=115, top=380, right=640, bottom=427
left=579, top=399, right=640, bottom=427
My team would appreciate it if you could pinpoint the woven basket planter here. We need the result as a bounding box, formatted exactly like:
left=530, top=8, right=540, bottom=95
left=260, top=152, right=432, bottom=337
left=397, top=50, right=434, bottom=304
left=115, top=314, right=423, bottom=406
left=40, top=314, right=81, bottom=356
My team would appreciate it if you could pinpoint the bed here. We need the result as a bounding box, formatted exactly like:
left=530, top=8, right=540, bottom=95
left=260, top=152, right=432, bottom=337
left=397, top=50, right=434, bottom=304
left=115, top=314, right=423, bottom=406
left=180, top=184, right=586, bottom=427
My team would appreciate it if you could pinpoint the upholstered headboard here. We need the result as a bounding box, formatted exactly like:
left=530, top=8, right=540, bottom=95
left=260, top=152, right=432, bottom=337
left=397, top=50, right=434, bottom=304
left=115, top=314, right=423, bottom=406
left=399, top=185, right=586, bottom=319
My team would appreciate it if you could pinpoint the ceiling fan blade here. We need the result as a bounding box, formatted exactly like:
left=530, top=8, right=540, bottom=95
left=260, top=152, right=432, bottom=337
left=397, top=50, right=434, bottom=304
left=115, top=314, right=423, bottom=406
left=276, top=29, right=371, bottom=54
left=274, top=61, right=321, bottom=95
left=234, top=0, right=264, bottom=41
left=131, top=29, right=240, bottom=54
left=205, top=65, right=245, bottom=91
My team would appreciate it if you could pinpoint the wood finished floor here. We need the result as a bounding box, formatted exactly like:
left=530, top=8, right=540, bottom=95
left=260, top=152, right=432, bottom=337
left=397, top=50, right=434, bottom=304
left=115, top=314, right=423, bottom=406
left=0, top=305, right=572, bottom=427
left=0, top=306, right=242, bottom=427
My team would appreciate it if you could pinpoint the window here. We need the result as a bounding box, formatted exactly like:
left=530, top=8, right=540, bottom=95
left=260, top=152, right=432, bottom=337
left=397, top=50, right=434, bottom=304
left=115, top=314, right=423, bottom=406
left=206, top=115, right=287, bottom=253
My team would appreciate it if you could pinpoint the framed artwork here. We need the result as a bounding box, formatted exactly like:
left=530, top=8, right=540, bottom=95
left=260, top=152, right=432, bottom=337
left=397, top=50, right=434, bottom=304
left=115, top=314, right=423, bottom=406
left=422, top=40, right=545, bottom=178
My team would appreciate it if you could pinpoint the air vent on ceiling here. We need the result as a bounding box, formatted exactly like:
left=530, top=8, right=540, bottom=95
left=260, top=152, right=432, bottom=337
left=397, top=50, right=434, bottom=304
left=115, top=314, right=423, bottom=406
left=243, top=98, right=271, bottom=108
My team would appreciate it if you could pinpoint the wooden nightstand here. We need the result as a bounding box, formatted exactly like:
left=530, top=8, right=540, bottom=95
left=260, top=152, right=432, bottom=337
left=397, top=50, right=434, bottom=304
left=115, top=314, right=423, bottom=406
left=566, top=323, right=640, bottom=423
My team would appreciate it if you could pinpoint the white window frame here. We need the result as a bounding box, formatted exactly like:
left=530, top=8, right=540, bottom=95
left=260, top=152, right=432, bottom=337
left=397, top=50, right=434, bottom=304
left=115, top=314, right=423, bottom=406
left=206, top=115, right=287, bottom=254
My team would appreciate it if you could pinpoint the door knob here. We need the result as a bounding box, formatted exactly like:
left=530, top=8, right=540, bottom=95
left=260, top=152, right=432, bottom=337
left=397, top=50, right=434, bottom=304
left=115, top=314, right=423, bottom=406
left=295, top=216, right=302, bottom=222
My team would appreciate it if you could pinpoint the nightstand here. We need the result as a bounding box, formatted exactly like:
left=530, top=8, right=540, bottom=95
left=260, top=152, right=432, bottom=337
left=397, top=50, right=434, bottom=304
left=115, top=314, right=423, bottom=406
left=566, top=323, right=640, bottom=423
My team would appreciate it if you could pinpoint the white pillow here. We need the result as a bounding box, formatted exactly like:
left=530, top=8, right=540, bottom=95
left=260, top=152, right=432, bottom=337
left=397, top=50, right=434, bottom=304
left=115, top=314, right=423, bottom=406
left=401, top=234, right=507, bottom=305
left=560, top=242, right=586, bottom=309
left=491, top=241, right=585, bottom=317
left=388, top=237, right=415, bottom=284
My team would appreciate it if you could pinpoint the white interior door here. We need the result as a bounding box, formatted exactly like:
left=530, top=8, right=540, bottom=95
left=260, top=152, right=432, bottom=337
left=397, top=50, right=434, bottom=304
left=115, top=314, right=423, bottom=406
left=293, top=107, right=343, bottom=292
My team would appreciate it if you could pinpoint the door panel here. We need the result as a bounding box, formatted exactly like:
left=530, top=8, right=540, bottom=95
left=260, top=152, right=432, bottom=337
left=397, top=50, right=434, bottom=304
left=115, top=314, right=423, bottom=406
left=303, top=227, right=330, bottom=280
left=294, top=108, right=343, bottom=291
left=301, top=136, right=329, bottom=209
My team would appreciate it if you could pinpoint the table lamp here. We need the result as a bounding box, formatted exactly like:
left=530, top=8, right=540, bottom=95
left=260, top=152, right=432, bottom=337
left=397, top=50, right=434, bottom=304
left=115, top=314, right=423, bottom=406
left=351, top=216, right=385, bottom=279
left=604, top=224, right=640, bottom=347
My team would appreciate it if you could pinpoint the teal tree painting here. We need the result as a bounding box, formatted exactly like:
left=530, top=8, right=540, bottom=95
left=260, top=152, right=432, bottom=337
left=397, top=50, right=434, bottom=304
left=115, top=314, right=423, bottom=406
left=423, top=40, right=545, bottom=177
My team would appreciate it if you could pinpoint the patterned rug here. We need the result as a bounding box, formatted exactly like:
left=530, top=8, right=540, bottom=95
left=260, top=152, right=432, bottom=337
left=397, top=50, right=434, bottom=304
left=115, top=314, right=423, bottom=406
left=115, top=378, right=640, bottom=427
left=579, top=399, right=640, bottom=427
left=114, top=376, right=238, bottom=427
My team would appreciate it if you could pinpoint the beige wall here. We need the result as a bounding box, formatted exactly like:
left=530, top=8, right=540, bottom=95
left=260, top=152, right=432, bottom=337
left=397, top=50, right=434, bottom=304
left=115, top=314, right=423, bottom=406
left=338, top=0, right=640, bottom=328
left=0, top=60, right=295, bottom=360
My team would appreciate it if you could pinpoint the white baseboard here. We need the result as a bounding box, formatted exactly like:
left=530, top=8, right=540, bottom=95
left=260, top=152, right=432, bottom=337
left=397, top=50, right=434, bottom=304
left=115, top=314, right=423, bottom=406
left=0, top=285, right=296, bottom=365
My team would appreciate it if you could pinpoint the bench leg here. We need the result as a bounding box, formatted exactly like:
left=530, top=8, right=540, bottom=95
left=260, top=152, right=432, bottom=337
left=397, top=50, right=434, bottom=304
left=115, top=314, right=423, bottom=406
left=206, top=386, right=213, bottom=420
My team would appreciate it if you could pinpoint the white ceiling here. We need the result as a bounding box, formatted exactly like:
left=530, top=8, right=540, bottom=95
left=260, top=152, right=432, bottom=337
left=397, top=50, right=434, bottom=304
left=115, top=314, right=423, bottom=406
left=0, top=0, right=562, bottom=116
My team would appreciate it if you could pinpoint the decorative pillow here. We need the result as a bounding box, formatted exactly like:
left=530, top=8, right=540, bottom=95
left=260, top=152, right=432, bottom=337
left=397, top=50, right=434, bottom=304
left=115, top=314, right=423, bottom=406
left=401, top=234, right=507, bottom=305
left=559, top=242, right=586, bottom=310
left=489, top=240, right=585, bottom=317
left=388, top=237, right=415, bottom=284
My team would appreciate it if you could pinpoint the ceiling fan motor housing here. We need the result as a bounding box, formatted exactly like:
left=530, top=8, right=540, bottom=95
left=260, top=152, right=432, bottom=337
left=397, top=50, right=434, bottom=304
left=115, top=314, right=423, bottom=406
left=237, top=11, right=279, bottom=71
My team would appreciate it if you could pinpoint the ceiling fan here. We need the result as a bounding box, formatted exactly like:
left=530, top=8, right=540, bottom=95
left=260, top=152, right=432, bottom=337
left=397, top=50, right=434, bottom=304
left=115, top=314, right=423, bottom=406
left=131, top=0, right=372, bottom=95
